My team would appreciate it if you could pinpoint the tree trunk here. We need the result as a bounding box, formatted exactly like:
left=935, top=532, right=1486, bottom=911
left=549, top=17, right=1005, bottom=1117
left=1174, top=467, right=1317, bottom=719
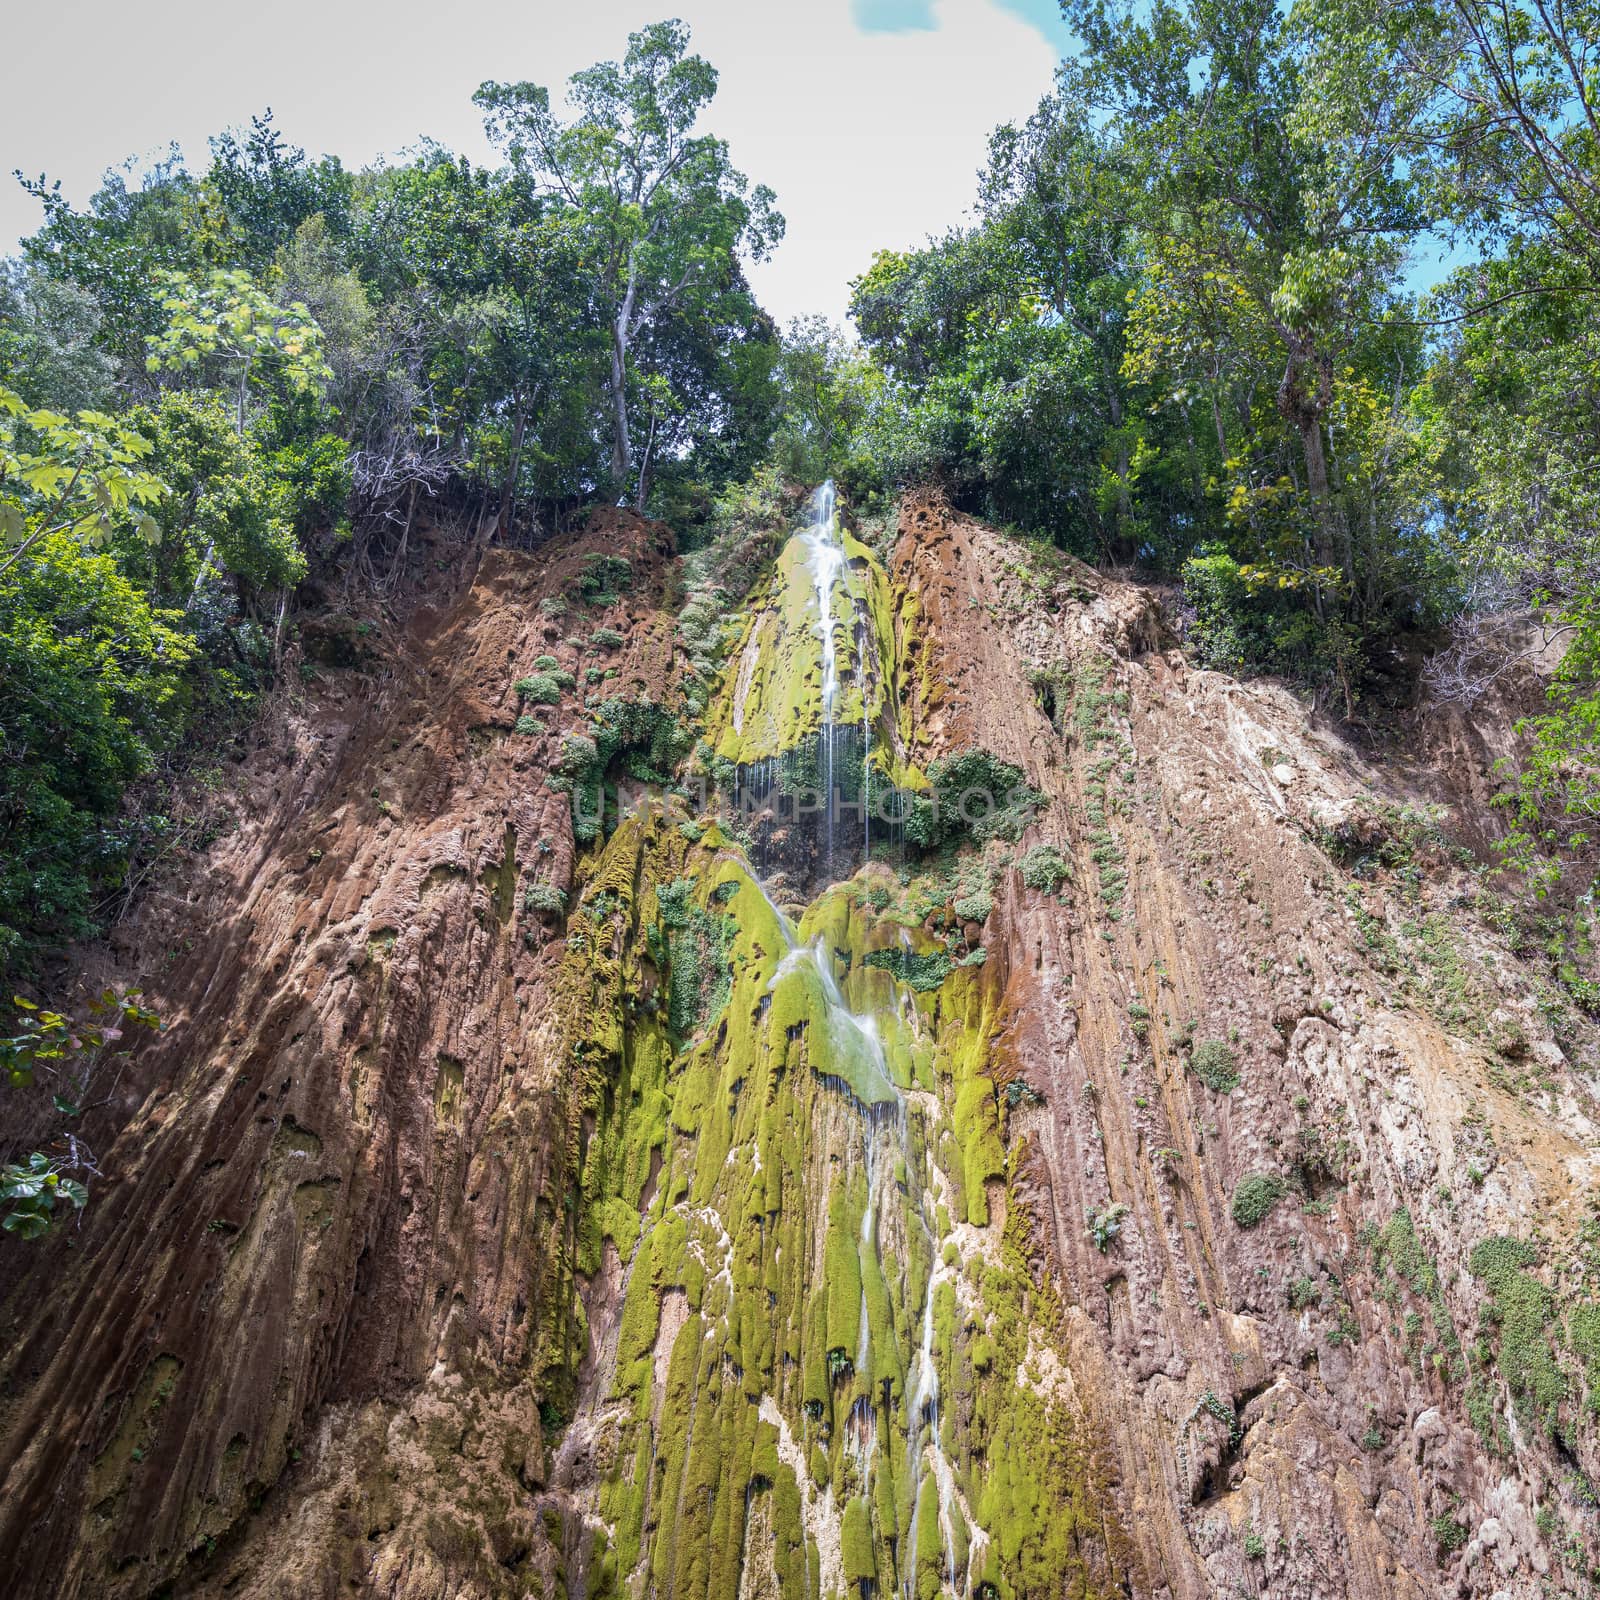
left=1276, top=345, right=1337, bottom=573
left=498, top=391, right=528, bottom=538
left=609, top=254, right=639, bottom=500
left=634, top=409, right=659, bottom=514
left=1105, top=374, right=1133, bottom=551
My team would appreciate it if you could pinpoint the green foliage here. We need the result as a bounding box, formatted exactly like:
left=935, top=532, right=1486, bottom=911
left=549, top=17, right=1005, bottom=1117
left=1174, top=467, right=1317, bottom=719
left=656, top=878, right=695, bottom=929
left=1189, top=1039, right=1241, bottom=1094
left=1230, top=1173, right=1288, bottom=1228
left=1086, top=1201, right=1130, bottom=1252
left=1469, top=1235, right=1573, bottom=1436
left=0, top=384, right=164, bottom=567
left=475, top=20, right=783, bottom=507
left=145, top=268, right=332, bottom=432
left=952, top=889, right=993, bottom=924
left=523, top=882, right=566, bottom=915
left=572, top=555, right=633, bottom=603
left=863, top=947, right=952, bottom=993
left=1, top=1152, right=87, bottom=1238
left=1018, top=845, right=1070, bottom=893
left=1, top=988, right=160, bottom=1234
left=516, top=673, right=564, bottom=705
left=905, top=749, right=1042, bottom=849
left=120, top=392, right=310, bottom=601
left=1182, top=545, right=1359, bottom=686
left=0, top=527, right=199, bottom=967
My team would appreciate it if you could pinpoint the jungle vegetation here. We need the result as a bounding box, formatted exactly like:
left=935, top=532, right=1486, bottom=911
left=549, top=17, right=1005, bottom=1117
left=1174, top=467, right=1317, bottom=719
left=0, top=4, right=1595, bottom=978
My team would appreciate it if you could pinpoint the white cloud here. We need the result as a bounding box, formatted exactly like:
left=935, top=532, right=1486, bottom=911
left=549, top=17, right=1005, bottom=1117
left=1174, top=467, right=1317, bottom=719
left=0, top=0, right=1059, bottom=326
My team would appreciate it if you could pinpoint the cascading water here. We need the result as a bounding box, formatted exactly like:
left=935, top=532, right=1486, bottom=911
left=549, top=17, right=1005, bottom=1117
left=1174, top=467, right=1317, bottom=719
left=741, top=482, right=968, bottom=1598
left=799, top=479, right=845, bottom=868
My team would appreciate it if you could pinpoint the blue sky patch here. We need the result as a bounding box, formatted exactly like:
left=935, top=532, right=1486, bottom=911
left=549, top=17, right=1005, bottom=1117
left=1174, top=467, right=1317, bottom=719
left=992, top=0, right=1075, bottom=50
left=853, top=0, right=939, bottom=32
left=854, top=0, right=1075, bottom=50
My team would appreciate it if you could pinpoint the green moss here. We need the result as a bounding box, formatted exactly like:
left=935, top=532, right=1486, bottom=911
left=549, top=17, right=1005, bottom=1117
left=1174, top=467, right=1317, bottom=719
left=842, top=1496, right=876, bottom=1583
left=825, top=1187, right=864, bottom=1361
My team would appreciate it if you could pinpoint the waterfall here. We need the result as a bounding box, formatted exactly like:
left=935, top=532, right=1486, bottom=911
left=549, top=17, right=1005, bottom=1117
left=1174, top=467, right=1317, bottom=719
left=800, top=479, right=843, bottom=866
left=730, top=483, right=967, bottom=1599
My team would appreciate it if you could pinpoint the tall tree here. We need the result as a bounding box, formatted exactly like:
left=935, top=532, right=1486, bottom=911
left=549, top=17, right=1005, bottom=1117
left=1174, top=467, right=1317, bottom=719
left=1059, top=0, right=1429, bottom=587
left=475, top=19, right=782, bottom=504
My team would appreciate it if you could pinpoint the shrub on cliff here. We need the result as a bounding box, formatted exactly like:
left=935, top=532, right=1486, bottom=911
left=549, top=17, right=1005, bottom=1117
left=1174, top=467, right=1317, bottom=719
left=1019, top=845, right=1070, bottom=892
left=904, top=750, right=1042, bottom=850
left=1231, top=1173, right=1287, bottom=1228
left=1190, top=1040, right=1240, bottom=1094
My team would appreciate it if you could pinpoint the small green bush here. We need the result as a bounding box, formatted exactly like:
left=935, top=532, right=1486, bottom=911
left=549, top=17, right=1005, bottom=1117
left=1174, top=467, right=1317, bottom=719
left=1087, top=1201, right=1130, bottom=1252
left=514, top=715, right=546, bottom=736
left=656, top=877, right=695, bottom=929
left=1020, top=844, right=1070, bottom=892
left=952, top=890, right=993, bottom=923
left=1231, top=1172, right=1287, bottom=1228
left=590, top=626, right=626, bottom=649
left=863, top=946, right=952, bottom=992
left=904, top=749, right=1043, bottom=848
left=516, top=673, right=562, bottom=705
left=532, top=654, right=560, bottom=670
left=539, top=595, right=567, bottom=619
left=1190, top=1039, right=1240, bottom=1093
left=523, top=883, right=566, bottom=915
left=572, top=554, right=633, bottom=604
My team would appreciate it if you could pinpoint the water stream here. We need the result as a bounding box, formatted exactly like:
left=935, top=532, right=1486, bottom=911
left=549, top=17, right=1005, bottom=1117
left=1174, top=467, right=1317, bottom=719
left=799, top=479, right=845, bottom=869
left=743, top=484, right=967, bottom=1595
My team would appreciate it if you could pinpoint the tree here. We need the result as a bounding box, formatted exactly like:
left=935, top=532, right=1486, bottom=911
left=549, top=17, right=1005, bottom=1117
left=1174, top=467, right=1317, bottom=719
left=0, top=385, right=164, bottom=577
left=475, top=19, right=783, bottom=504
left=1059, top=0, right=1430, bottom=587
left=118, top=393, right=307, bottom=608
left=145, top=267, right=331, bottom=435
left=0, top=261, right=115, bottom=413
left=357, top=148, right=603, bottom=531
left=981, top=86, right=1144, bottom=546
left=14, top=151, right=211, bottom=381
left=205, top=108, right=352, bottom=269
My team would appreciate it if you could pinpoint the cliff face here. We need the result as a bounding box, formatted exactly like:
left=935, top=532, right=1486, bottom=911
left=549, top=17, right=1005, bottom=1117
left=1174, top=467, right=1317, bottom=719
left=1, top=493, right=1596, bottom=1600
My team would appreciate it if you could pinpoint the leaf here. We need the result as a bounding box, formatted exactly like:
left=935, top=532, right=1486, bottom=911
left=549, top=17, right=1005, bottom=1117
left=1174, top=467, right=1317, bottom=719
left=2, top=1210, right=50, bottom=1239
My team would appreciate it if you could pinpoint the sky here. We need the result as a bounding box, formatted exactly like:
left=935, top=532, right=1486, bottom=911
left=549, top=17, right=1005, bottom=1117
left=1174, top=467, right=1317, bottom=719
left=0, top=0, right=1073, bottom=327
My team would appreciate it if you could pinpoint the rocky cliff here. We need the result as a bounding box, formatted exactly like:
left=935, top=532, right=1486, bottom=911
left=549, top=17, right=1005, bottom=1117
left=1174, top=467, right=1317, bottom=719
left=1, top=490, right=1596, bottom=1600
